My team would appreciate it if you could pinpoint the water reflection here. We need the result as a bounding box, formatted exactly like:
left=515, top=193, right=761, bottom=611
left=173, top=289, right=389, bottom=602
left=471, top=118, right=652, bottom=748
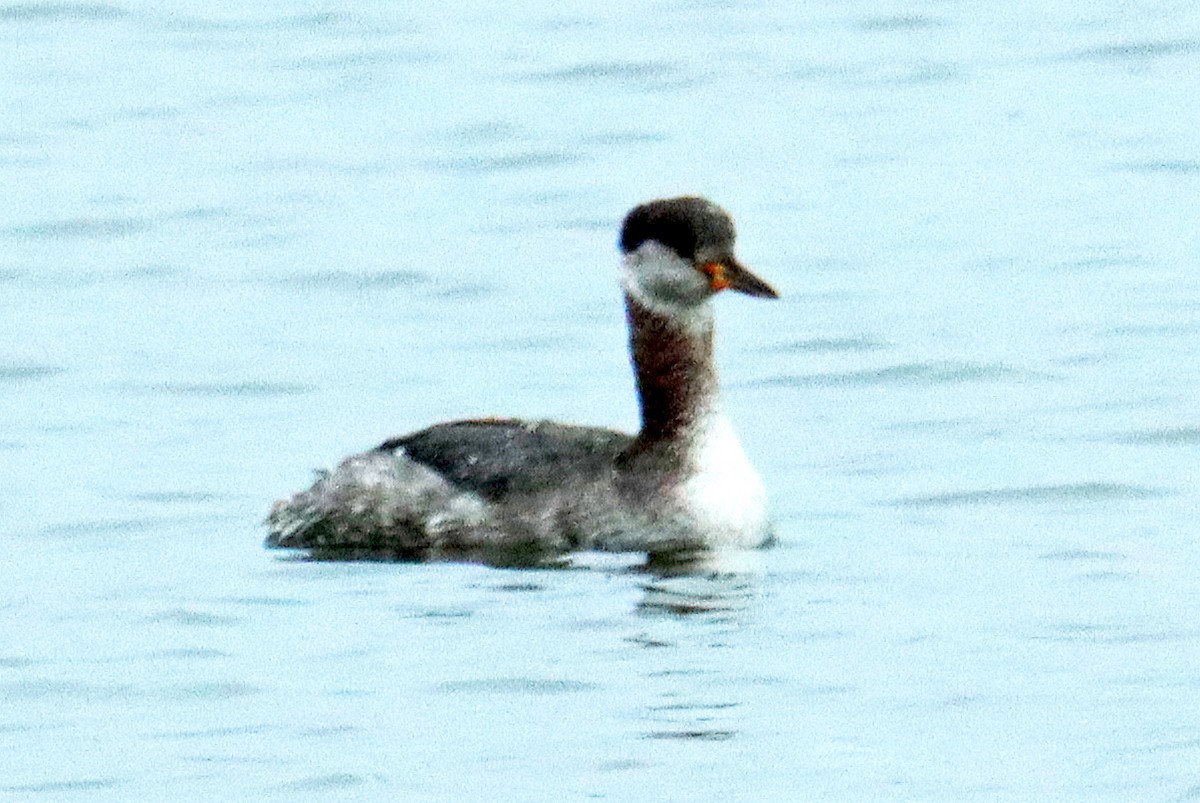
left=288, top=546, right=764, bottom=749
left=291, top=543, right=763, bottom=621
left=294, top=544, right=576, bottom=569
left=279, top=542, right=758, bottom=624
left=626, top=555, right=760, bottom=745
left=636, top=551, right=760, bottom=618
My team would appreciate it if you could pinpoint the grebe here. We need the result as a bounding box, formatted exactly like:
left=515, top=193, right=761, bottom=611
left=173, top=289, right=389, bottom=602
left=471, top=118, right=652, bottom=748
left=266, top=196, right=778, bottom=561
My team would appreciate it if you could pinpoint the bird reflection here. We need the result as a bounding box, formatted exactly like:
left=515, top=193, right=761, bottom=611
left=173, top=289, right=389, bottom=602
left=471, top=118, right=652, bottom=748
left=634, top=550, right=761, bottom=618
left=292, top=541, right=763, bottom=619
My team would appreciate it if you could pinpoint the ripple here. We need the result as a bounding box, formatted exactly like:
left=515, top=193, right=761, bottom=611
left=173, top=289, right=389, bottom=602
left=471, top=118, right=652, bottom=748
left=1068, top=38, right=1200, bottom=61
left=857, top=14, right=941, bottom=32
left=243, top=156, right=401, bottom=176
left=1104, top=630, right=1200, bottom=645
left=524, top=60, right=679, bottom=86
left=1035, top=622, right=1119, bottom=642
left=438, top=678, right=597, bottom=695
left=120, top=104, right=183, bottom=121
left=40, top=517, right=165, bottom=536
left=557, top=216, right=615, bottom=231
left=442, top=120, right=522, bottom=145
left=278, top=773, right=366, bottom=792
left=429, top=151, right=582, bottom=173
left=491, top=581, right=545, bottom=592
left=1038, top=549, right=1125, bottom=561
left=649, top=701, right=740, bottom=712
left=223, top=595, right=309, bottom=608
left=886, top=62, right=964, bottom=85
left=1116, top=426, right=1200, bottom=445
left=1097, top=322, right=1200, bottom=341
left=174, top=205, right=234, bottom=221
left=413, top=607, right=473, bottom=620
left=761, top=360, right=1018, bottom=387
left=5, top=678, right=132, bottom=701
left=1114, top=160, right=1200, bottom=175
left=0, top=778, right=125, bottom=794
left=889, top=482, right=1166, bottom=508
left=637, top=576, right=754, bottom=618
left=147, top=609, right=242, bottom=628
left=1, top=217, right=151, bottom=240
left=292, top=47, right=438, bottom=71
left=580, top=130, right=667, bottom=147
left=269, top=269, right=427, bottom=291
left=772, top=336, right=887, bottom=354
left=155, top=724, right=270, bottom=740
left=625, top=634, right=673, bottom=649
left=0, top=3, right=128, bottom=22
left=171, top=682, right=259, bottom=701
left=261, top=12, right=345, bottom=31
left=148, top=647, right=229, bottom=660
left=131, top=490, right=225, bottom=504
left=642, top=729, right=736, bottom=742
left=164, top=11, right=343, bottom=34
left=16, top=264, right=179, bottom=287
left=428, top=282, right=497, bottom=300
left=151, top=381, right=314, bottom=398
left=0, top=655, right=40, bottom=669
left=0, top=362, right=64, bottom=382
left=1054, top=254, right=1145, bottom=272
left=13, top=680, right=262, bottom=704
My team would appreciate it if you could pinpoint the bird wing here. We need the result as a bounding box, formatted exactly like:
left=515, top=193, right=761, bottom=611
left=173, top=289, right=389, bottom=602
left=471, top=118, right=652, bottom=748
left=378, top=418, right=633, bottom=501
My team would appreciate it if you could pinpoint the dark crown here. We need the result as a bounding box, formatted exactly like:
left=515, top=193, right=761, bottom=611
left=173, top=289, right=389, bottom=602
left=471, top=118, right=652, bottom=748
left=619, top=197, right=736, bottom=261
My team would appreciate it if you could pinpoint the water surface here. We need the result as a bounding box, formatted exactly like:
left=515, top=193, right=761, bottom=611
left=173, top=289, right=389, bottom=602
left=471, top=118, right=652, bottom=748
left=3, top=1, right=1199, bottom=800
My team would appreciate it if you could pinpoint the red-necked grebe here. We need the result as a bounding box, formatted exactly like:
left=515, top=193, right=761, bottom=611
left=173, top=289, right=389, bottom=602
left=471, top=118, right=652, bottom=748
left=266, top=197, right=778, bottom=560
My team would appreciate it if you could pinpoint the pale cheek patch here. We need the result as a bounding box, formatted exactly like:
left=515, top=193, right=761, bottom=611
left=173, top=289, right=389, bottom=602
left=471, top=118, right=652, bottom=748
left=621, top=243, right=713, bottom=329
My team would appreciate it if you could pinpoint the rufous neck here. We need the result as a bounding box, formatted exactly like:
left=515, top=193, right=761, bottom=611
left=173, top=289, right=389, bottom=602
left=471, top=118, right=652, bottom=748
left=625, top=294, right=720, bottom=446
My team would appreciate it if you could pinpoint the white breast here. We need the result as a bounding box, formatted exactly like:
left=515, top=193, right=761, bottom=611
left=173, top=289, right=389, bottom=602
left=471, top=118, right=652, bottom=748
left=680, top=413, right=770, bottom=547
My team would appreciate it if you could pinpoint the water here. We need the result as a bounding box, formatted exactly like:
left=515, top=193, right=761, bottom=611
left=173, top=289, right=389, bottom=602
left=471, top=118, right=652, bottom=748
left=3, top=1, right=1199, bottom=799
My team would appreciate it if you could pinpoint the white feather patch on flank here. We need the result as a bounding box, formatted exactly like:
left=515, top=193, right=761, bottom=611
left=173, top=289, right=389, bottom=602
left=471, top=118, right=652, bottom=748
left=680, top=411, right=769, bottom=547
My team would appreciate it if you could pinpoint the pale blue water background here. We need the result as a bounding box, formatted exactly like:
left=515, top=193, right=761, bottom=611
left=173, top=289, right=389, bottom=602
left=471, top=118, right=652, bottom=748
left=3, top=1, right=1199, bottom=800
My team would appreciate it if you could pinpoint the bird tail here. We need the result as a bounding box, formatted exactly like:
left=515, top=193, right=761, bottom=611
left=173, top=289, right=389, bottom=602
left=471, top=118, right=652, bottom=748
left=264, top=449, right=487, bottom=558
